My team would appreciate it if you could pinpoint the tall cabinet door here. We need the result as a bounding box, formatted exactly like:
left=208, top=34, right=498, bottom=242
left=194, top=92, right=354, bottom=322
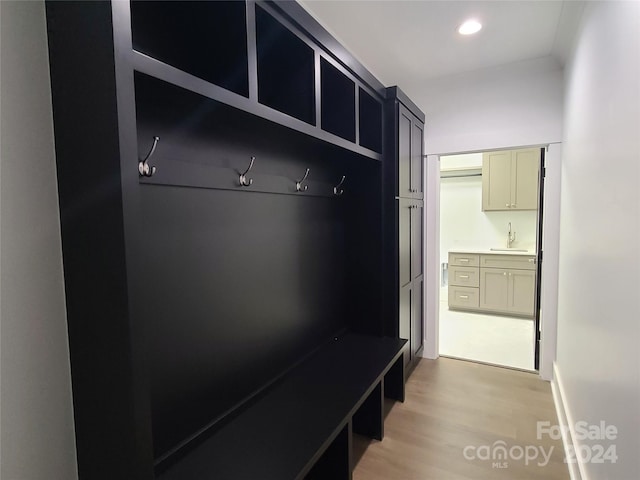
left=384, top=87, right=426, bottom=375
left=410, top=121, right=423, bottom=196
left=411, top=204, right=423, bottom=281
left=411, top=278, right=424, bottom=360
left=398, top=108, right=412, bottom=197
left=399, top=284, right=411, bottom=366
left=399, top=199, right=412, bottom=288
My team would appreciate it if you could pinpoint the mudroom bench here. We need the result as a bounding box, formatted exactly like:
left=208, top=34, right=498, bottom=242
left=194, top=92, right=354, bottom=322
left=157, top=334, right=407, bottom=480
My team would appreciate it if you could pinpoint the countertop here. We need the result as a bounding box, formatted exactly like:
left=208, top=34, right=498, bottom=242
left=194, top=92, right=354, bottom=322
left=449, top=247, right=536, bottom=256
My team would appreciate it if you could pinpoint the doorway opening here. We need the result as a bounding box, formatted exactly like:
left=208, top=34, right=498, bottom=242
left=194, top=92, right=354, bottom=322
left=437, top=147, right=545, bottom=371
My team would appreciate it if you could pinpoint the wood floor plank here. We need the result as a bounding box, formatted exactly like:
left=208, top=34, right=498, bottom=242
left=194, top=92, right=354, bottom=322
left=353, top=357, right=569, bottom=480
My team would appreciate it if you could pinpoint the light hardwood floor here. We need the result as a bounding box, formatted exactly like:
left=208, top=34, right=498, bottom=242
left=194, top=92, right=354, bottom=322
left=353, top=357, right=569, bottom=480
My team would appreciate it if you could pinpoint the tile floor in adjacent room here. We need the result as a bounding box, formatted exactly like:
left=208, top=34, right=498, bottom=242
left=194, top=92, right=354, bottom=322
left=438, top=287, right=535, bottom=371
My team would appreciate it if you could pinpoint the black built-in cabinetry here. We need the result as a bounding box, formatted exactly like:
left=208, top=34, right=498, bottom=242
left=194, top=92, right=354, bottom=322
left=46, top=1, right=422, bottom=478
left=384, top=87, right=426, bottom=374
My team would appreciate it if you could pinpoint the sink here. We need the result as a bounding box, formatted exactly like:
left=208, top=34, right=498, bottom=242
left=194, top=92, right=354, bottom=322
left=490, top=248, right=529, bottom=252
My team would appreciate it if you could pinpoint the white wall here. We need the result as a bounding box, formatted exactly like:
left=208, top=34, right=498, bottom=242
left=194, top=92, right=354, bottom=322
left=405, top=56, right=564, bottom=155
left=0, top=2, right=78, bottom=479
left=555, top=2, right=640, bottom=479
left=439, top=177, right=538, bottom=254
left=418, top=56, right=564, bottom=374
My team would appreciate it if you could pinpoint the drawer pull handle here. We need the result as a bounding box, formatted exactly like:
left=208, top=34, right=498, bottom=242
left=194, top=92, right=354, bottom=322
left=459, top=275, right=470, bottom=279
left=459, top=259, right=470, bottom=263
left=459, top=295, right=469, bottom=299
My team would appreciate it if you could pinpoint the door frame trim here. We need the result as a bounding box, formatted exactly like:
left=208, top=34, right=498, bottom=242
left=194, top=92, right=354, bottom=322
left=423, top=143, right=562, bottom=380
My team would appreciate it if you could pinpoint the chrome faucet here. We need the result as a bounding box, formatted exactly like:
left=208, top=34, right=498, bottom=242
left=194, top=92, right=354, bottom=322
left=507, top=222, right=516, bottom=248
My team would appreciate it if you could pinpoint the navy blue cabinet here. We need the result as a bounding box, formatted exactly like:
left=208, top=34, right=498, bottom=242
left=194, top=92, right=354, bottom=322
left=46, top=1, right=392, bottom=478
left=384, top=87, right=426, bottom=374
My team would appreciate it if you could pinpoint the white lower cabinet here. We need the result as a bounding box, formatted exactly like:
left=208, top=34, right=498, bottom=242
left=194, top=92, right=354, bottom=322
left=448, top=252, right=536, bottom=317
left=479, top=267, right=535, bottom=316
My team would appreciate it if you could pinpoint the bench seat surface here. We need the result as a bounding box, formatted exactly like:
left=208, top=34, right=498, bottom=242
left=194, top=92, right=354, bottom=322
left=157, top=333, right=406, bottom=480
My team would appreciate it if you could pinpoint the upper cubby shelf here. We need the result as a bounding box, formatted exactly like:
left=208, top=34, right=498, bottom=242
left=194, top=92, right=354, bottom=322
left=321, top=58, right=356, bottom=143
left=130, top=1, right=249, bottom=98
left=128, top=0, right=384, bottom=161
left=255, top=5, right=315, bottom=126
left=359, top=88, right=383, bottom=154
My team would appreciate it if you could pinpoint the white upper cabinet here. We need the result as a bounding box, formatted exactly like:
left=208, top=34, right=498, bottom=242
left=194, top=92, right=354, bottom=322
left=482, top=148, right=540, bottom=211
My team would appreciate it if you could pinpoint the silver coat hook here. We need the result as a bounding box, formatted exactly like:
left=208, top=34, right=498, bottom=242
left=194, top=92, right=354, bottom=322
left=296, top=168, right=310, bottom=192
left=333, top=175, right=346, bottom=196
left=139, top=136, right=159, bottom=177
left=239, top=156, right=255, bottom=187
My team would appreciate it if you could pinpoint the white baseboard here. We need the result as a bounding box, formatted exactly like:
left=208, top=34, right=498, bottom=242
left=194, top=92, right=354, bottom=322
left=551, top=362, right=588, bottom=480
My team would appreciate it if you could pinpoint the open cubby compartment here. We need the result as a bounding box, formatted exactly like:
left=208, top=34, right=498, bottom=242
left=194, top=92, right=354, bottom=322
left=320, top=57, right=356, bottom=142
left=359, top=88, right=383, bottom=154
left=130, top=0, right=249, bottom=97
left=255, top=4, right=316, bottom=125
left=304, top=423, right=352, bottom=480
left=134, top=72, right=349, bottom=197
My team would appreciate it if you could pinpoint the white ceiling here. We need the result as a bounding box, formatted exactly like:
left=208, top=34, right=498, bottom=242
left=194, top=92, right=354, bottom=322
left=299, top=0, right=583, bottom=87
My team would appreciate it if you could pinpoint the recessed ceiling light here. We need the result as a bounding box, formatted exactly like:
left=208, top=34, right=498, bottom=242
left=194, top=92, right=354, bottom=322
left=458, top=19, right=482, bottom=35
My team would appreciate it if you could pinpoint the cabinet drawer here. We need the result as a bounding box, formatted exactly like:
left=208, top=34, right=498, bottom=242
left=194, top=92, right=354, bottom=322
left=448, top=286, right=479, bottom=309
left=449, top=266, right=479, bottom=287
left=479, top=254, right=536, bottom=270
left=449, top=253, right=479, bottom=267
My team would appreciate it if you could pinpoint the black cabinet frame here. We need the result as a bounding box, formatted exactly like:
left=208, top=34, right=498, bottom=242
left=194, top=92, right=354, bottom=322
left=45, top=1, right=412, bottom=478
